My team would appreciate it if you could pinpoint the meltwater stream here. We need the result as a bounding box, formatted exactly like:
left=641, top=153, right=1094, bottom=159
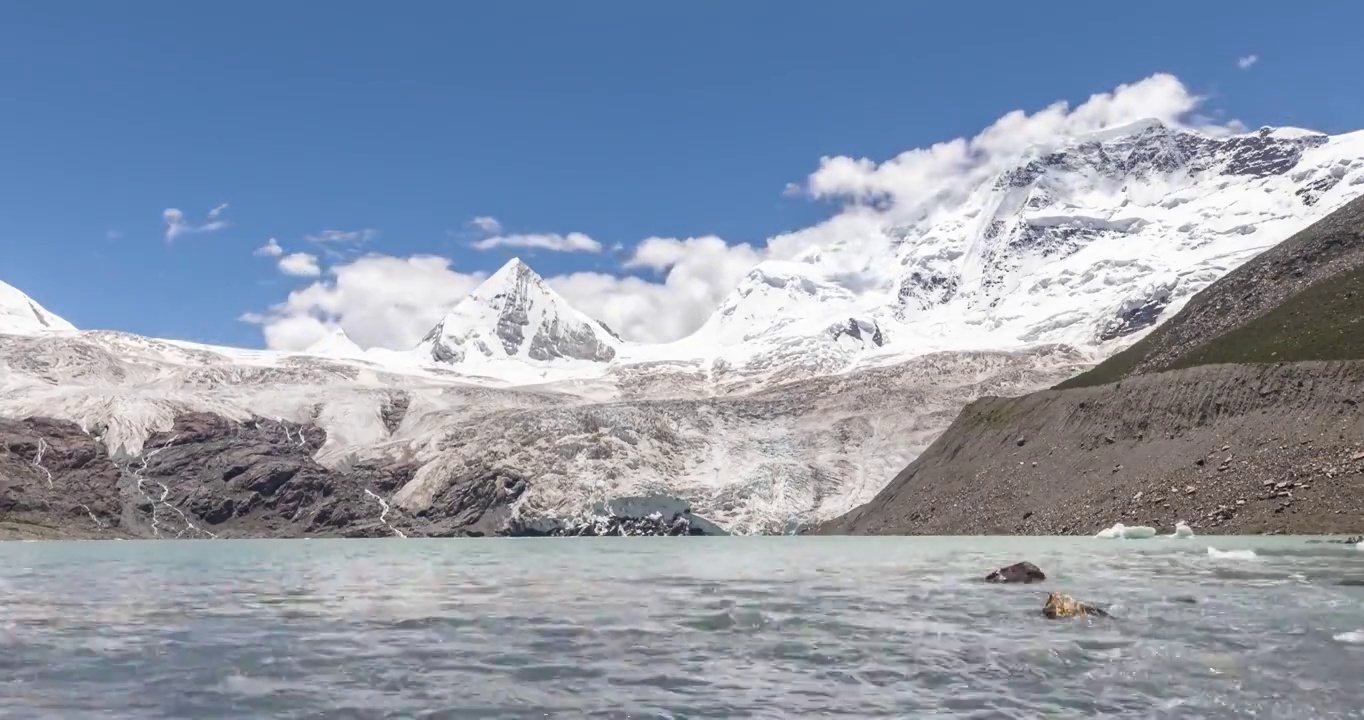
left=1, top=536, right=1363, bottom=719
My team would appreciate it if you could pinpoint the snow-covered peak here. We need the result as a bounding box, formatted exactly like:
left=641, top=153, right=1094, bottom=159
left=695, top=261, right=868, bottom=346
left=413, top=257, right=621, bottom=366
left=685, top=121, right=1364, bottom=372
left=886, top=122, right=1362, bottom=347
left=303, top=326, right=365, bottom=357
left=0, top=279, right=76, bottom=336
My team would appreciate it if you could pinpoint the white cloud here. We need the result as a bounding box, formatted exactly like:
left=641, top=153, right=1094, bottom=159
left=306, top=228, right=380, bottom=244
left=278, top=252, right=321, bottom=277
left=471, top=232, right=603, bottom=253
left=245, top=254, right=487, bottom=351
left=254, top=238, right=284, bottom=257
left=555, top=235, right=762, bottom=341
left=800, top=73, right=1219, bottom=217
left=1237, top=54, right=1259, bottom=70
left=251, top=314, right=334, bottom=352
left=250, top=73, right=1240, bottom=349
left=163, top=205, right=230, bottom=242
left=106, top=230, right=122, bottom=241
left=469, top=216, right=503, bottom=233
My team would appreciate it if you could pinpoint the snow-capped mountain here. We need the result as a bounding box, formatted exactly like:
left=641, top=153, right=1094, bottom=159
left=0, top=279, right=76, bottom=336
left=303, top=327, right=365, bottom=358
left=697, top=122, right=1364, bottom=370
left=4, top=120, right=1364, bottom=535
left=412, top=257, right=621, bottom=367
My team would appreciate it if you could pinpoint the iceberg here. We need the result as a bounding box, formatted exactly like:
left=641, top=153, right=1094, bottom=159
left=1095, top=522, right=1157, bottom=539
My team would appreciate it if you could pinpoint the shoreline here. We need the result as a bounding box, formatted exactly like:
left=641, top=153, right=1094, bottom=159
left=4, top=519, right=1361, bottom=544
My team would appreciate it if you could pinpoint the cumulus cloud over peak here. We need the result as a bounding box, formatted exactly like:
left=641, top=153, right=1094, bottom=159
left=802, top=73, right=1212, bottom=213
left=247, top=254, right=488, bottom=351
left=248, top=73, right=1238, bottom=352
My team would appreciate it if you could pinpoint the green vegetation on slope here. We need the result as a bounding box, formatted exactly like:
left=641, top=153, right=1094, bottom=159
left=1058, top=262, right=1364, bottom=389
left=1167, top=263, right=1364, bottom=370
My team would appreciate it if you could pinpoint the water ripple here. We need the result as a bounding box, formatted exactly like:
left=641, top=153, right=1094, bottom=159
left=1, top=536, right=1363, bottom=718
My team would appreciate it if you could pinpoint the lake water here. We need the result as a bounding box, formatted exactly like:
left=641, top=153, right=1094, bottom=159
left=1, top=536, right=1363, bottom=719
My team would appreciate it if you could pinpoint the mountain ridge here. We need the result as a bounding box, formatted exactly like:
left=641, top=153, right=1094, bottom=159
left=1057, top=194, right=1364, bottom=387
left=814, top=194, right=1364, bottom=536
left=5, top=120, right=1364, bottom=538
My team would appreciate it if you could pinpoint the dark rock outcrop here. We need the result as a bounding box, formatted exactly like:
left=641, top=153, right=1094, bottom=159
left=985, top=561, right=1046, bottom=584
left=2, top=414, right=728, bottom=541
left=1, top=417, right=124, bottom=538
left=506, top=495, right=728, bottom=537
left=1, top=412, right=422, bottom=540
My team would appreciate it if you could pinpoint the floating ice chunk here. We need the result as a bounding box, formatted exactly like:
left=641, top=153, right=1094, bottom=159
left=1095, top=523, right=1125, bottom=539
left=1165, top=521, right=1195, bottom=539
left=1207, top=547, right=1258, bottom=560
left=1334, top=630, right=1364, bottom=644
left=1095, top=523, right=1157, bottom=539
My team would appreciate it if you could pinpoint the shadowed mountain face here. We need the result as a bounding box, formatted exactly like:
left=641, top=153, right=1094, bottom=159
left=816, top=196, right=1364, bottom=537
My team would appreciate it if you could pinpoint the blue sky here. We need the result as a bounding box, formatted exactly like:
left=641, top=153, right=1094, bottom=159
left=3, top=1, right=1362, bottom=349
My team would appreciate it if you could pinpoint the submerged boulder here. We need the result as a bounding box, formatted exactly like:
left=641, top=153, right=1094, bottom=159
left=985, top=561, right=1047, bottom=584
left=1042, top=592, right=1109, bottom=619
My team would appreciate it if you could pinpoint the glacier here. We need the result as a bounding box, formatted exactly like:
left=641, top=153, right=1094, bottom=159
left=3, top=120, right=1364, bottom=535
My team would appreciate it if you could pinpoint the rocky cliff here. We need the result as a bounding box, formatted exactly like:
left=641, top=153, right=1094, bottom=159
left=816, top=196, right=1364, bottom=536
left=0, top=412, right=719, bottom=540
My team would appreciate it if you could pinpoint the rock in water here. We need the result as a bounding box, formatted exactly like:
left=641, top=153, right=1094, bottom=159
left=985, top=561, right=1047, bottom=584
left=1042, top=592, right=1109, bottom=619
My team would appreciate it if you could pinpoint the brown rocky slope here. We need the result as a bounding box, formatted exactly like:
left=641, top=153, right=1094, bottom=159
left=815, top=195, right=1364, bottom=536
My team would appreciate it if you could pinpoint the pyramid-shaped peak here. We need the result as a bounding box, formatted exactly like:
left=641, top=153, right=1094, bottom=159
left=470, top=257, right=550, bottom=298
left=413, top=257, right=619, bottom=365
left=488, top=256, right=537, bottom=280
left=465, top=257, right=555, bottom=303
left=304, top=325, right=364, bottom=356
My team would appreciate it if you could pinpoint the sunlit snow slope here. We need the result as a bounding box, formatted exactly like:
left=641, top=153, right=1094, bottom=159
left=0, top=280, right=75, bottom=336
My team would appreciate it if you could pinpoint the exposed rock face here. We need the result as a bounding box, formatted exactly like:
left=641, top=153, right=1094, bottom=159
left=0, top=413, right=415, bottom=539
left=1042, top=592, right=1108, bottom=619
left=0, top=412, right=733, bottom=541
left=1, top=416, right=122, bottom=537
left=985, top=561, right=1046, bottom=584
